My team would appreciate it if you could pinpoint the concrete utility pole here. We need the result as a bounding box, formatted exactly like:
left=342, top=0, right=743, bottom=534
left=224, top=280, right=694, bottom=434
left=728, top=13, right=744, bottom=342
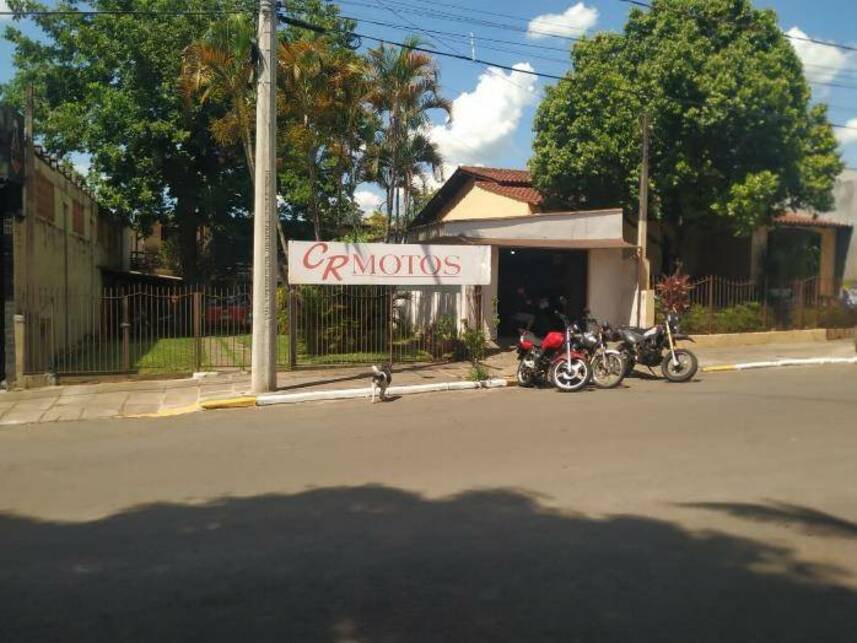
left=636, top=112, right=651, bottom=328
left=251, top=0, right=278, bottom=393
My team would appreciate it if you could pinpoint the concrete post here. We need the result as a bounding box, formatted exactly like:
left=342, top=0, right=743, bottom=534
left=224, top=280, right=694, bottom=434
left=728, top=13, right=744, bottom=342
left=251, top=0, right=278, bottom=393
left=14, top=313, right=24, bottom=386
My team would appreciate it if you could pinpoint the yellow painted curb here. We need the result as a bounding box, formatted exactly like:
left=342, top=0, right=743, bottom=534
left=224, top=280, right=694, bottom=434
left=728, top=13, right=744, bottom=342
left=505, top=378, right=519, bottom=387
left=200, top=396, right=258, bottom=410
left=702, top=365, right=738, bottom=373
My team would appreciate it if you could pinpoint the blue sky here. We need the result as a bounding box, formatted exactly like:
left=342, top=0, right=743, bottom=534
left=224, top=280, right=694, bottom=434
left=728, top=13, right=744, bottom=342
left=3, top=0, right=857, bottom=212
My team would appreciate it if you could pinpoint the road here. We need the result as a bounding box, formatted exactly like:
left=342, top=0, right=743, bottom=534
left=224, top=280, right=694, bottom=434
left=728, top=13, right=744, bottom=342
left=1, top=365, right=857, bottom=641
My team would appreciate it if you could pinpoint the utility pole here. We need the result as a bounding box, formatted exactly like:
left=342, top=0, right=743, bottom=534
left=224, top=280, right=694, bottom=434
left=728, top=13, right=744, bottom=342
left=251, top=0, right=278, bottom=393
left=636, top=112, right=650, bottom=328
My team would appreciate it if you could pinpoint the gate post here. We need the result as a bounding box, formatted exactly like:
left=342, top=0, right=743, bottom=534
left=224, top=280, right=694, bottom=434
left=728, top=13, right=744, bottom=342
left=707, top=277, right=714, bottom=334
left=193, top=290, right=202, bottom=371
left=121, top=294, right=130, bottom=372
left=288, top=285, right=297, bottom=369
left=388, top=287, right=395, bottom=367
left=793, top=279, right=803, bottom=329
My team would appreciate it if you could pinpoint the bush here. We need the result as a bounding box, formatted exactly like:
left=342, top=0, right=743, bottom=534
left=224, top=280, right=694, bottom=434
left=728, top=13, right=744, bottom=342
left=423, top=315, right=459, bottom=359
left=682, top=303, right=768, bottom=334
left=460, top=321, right=489, bottom=380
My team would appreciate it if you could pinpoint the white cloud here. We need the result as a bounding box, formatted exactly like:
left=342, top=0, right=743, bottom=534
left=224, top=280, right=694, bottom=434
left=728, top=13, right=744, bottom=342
left=835, top=117, right=857, bottom=146
left=0, top=1, right=10, bottom=20
left=354, top=188, right=384, bottom=215
left=786, top=26, right=852, bottom=83
left=527, top=3, right=598, bottom=40
left=429, top=63, right=538, bottom=177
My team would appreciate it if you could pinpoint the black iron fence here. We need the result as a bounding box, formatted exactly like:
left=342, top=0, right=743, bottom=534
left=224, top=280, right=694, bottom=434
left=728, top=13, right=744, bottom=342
left=679, top=275, right=857, bottom=334
left=19, top=283, right=473, bottom=375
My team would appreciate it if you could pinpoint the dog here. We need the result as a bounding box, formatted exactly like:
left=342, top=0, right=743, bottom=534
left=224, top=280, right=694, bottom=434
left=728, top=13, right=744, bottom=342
left=370, top=364, right=392, bottom=403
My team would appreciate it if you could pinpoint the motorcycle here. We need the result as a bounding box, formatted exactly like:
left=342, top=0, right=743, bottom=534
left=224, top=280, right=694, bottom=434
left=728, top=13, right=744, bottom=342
left=580, top=319, right=626, bottom=389
left=617, top=312, right=698, bottom=382
left=547, top=314, right=592, bottom=392
left=516, top=310, right=590, bottom=391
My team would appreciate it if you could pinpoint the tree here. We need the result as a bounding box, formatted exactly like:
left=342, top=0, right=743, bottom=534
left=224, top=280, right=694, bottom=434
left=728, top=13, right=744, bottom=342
left=3, top=0, right=257, bottom=281
left=366, top=37, right=451, bottom=240
left=530, top=0, right=843, bottom=262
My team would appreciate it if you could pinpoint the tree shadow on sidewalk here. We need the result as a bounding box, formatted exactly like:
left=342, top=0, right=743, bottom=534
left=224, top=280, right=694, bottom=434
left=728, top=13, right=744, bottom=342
left=1, top=486, right=856, bottom=642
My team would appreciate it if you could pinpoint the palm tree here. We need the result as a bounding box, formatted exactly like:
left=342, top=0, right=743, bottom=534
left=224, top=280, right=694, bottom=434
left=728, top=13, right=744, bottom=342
left=278, top=38, right=371, bottom=240
left=179, top=14, right=257, bottom=174
left=180, top=14, right=295, bottom=278
left=366, top=37, right=451, bottom=240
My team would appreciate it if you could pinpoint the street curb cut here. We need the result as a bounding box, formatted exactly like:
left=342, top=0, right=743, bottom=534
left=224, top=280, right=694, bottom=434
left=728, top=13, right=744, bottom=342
left=128, top=403, right=201, bottom=419
left=200, top=396, right=257, bottom=410
left=702, top=356, right=857, bottom=373
left=255, top=378, right=508, bottom=407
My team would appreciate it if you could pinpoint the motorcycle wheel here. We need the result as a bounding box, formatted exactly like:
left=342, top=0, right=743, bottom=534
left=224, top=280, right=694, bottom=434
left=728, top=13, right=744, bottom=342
left=620, top=348, right=636, bottom=377
left=661, top=349, right=698, bottom=382
left=550, top=358, right=591, bottom=392
left=591, top=351, right=626, bottom=389
left=516, top=362, right=537, bottom=387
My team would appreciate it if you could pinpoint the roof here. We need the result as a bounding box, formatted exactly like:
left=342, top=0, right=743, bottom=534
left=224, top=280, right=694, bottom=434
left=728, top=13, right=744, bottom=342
left=474, top=181, right=543, bottom=206
left=412, top=165, right=542, bottom=226
left=456, top=237, right=634, bottom=250
left=774, top=212, right=852, bottom=229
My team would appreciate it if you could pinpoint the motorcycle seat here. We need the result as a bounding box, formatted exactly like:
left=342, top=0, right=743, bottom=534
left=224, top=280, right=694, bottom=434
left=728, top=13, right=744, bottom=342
left=621, top=329, right=645, bottom=343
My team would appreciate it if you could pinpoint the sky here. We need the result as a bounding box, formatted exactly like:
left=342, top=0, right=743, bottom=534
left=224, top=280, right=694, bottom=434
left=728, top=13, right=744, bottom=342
left=3, top=0, right=857, bottom=214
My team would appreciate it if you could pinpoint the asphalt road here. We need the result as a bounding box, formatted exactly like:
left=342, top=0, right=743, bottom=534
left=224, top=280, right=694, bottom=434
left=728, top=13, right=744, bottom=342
left=1, top=366, right=857, bottom=642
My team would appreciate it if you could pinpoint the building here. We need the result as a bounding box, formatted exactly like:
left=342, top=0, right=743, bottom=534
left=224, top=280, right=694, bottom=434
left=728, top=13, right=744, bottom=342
left=408, top=166, right=644, bottom=338
left=0, top=104, right=139, bottom=386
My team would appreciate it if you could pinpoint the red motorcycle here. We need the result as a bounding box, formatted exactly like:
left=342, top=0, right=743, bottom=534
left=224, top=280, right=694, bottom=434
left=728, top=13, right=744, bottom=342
left=516, top=313, right=591, bottom=392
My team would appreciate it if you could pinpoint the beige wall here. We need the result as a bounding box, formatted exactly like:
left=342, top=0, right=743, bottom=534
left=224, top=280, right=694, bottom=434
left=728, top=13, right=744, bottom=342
left=440, top=179, right=535, bottom=221
left=15, top=154, right=128, bottom=373
left=588, top=249, right=639, bottom=327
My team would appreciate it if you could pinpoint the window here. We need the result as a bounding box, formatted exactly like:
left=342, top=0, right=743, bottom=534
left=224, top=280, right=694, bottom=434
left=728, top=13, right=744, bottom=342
left=72, top=200, right=85, bottom=236
left=35, top=172, right=55, bottom=223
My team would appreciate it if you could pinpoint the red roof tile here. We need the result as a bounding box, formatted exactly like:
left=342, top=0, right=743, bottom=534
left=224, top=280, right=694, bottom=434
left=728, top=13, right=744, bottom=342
left=458, top=166, right=533, bottom=185
left=774, top=212, right=851, bottom=229
left=474, top=181, right=543, bottom=205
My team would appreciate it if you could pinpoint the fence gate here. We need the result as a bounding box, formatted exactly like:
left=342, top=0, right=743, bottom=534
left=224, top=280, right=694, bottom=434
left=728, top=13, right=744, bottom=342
left=287, top=284, right=468, bottom=367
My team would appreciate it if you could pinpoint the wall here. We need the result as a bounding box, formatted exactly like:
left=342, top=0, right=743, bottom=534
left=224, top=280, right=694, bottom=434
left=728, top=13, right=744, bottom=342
left=439, top=179, right=535, bottom=221
left=587, top=249, right=639, bottom=327
left=15, top=153, right=127, bottom=373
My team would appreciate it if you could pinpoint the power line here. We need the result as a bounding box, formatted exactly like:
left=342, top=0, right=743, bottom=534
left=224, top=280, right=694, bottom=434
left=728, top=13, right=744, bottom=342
left=282, top=14, right=857, bottom=132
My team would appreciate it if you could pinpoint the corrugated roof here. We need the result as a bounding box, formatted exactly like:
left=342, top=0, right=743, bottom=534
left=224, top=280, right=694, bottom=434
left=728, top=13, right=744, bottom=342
left=774, top=212, right=851, bottom=229
left=474, top=180, right=544, bottom=205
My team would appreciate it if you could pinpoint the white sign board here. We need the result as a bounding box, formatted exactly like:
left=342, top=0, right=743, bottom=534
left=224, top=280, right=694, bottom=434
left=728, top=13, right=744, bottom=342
left=288, top=241, right=491, bottom=285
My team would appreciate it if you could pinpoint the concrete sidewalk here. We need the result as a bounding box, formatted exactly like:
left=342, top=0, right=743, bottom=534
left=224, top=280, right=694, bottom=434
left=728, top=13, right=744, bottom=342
left=0, top=339, right=854, bottom=426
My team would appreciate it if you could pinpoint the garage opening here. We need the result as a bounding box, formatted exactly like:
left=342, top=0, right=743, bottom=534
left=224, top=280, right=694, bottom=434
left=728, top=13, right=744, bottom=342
left=497, top=247, right=587, bottom=337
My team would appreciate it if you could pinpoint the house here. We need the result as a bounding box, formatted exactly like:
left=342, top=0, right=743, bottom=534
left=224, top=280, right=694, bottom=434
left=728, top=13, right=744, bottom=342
left=408, top=166, right=644, bottom=338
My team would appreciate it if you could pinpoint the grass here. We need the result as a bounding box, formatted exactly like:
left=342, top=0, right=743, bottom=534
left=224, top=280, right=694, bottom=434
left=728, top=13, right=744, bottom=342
left=50, top=331, right=435, bottom=375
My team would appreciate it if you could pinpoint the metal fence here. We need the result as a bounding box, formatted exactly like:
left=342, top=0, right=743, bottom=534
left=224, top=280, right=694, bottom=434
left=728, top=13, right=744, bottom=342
left=19, top=283, right=471, bottom=376
left=679, top=275, right=857, bottom=334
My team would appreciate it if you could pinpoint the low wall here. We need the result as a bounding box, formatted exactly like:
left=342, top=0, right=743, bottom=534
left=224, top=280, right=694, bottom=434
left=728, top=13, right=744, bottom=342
left=689, top=328, right=851, bottom=347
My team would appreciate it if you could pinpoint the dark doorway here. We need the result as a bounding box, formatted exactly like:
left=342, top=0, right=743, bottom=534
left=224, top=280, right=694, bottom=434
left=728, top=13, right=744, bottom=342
left=497, top=248, right=587, bottom=337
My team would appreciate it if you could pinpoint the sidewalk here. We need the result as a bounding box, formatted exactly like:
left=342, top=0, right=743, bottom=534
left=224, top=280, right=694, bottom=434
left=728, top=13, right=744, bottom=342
left=0, top=339, right=854, bottom=426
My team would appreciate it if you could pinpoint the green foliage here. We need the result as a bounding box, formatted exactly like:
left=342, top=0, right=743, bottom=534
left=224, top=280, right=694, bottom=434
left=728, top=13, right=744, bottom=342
left=423, top=315, right=458, bottom=359
left=530, top=0, right=843, bottom=236
left=460, top=321, right=489, bottom=380
left=682, top=303, right=769, bottom=333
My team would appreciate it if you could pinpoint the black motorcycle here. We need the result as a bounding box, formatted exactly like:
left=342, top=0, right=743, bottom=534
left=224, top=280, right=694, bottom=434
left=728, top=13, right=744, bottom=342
left=617, top=313, right=698, bottom=382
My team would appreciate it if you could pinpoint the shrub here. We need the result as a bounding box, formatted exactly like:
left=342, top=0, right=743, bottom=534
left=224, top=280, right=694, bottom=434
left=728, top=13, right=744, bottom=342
left=423, top=315, right=459, bottom=359
left=460, top=321, right=489, bottom=380
left=681, top=303, right=768, bottom=334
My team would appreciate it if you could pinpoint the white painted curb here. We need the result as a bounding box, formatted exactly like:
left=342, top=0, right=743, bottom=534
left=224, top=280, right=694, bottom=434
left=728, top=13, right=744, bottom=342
left=704, top=356, right=857, bottom=373
left=256, top=378, right=507, bottom=406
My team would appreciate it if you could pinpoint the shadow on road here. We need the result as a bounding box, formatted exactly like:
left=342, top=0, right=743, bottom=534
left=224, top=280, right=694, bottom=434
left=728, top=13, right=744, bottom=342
left=1, top=486, right=856, bottom=641
left=679, top=500, right=857, bottom=539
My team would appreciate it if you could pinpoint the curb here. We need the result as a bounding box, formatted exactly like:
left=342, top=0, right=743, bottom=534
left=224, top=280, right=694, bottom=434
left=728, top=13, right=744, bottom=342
left=255, top=378, right=507, bottom=407
left=200, top=396, right=257, bottom=410
left=702, top=356, right=857, bottom=373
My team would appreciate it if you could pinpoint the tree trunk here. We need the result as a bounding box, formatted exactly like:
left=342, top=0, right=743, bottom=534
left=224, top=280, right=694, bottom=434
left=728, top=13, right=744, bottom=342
left=176, top=198, right=201, bottom=283
left=308, top=148, right=321, bottom=241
